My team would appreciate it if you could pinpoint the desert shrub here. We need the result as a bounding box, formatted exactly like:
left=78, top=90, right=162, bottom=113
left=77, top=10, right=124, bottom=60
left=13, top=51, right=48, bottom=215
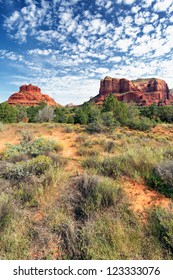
left=86, top=120, right=104, bottom=134
left=147, top=161, right=173, bottom=197
left=77, top=147, right=99, bottom=157
left=4, top=137, right=62, bottom=159
left=103, top=140, right=116, bottom=153
left=56, top=219, right=84, bottom=259
left=148, top=207, right=173, bottom=252
left=3, top=155, right=53, bottom=182
left=6, top=154, right=30, bottom=164
left=82, top=156, right=101, bottom=171
left=83, top=146, right=164, bottom=180
left=71, top=174, right=118, bottom=220
left=100, top=146, right=164, bottom=180
left=14, top=183, right=39, bottom=207
left=127, top=117, right=156, bottom=131
left=63, top=126, right=74, bottom=133
left=100, top=157, right=121, bottom=178
left=19, top=130, right=34, bottom=144
left=48, top=152, right=68, bottom=167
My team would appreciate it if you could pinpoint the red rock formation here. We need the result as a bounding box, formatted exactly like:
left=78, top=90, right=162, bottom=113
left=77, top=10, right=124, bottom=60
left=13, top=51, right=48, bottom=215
left=92, top=77, right=171, bottom=106
left=7, top=84, right=58, bottom=106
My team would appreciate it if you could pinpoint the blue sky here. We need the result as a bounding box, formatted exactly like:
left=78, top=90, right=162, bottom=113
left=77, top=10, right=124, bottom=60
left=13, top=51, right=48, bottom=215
left=0, top=0, right=173, bottom=105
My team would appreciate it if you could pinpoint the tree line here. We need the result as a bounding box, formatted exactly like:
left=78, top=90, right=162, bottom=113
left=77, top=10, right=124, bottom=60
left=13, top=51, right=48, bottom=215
left=0, top=95, right=173, bottom=131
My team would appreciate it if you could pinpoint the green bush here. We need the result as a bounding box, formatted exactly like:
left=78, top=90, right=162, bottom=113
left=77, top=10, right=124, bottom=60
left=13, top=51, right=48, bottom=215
left=4, top=137, right=62, bottom=159
left=148, top=207, right=173, bottom=251
left=83, top=146, right=164, bottom=181
left=127, top=117, right=156, bottom=131
left=100, top=157, right=121, bottom=178
left=86, top=121, right=104, bottom=134
left=82, top=156, right=101, bottom=171
left=19, top=130, right=34, bottom=145
left=147, top=161, right=173, bottom=197
left=71, top=174, right=118, bottom=221
left=0, top=102, right=18, bottom=123
left=3, top=155, right=53, bottom=181
left=77, top=147, right=99, bottom=157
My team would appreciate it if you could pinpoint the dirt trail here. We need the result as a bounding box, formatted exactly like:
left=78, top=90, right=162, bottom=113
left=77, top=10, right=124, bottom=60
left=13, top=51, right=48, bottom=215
left=41, top=128, right=82, bottom=172
left=123, top=178, right=171, bottom=219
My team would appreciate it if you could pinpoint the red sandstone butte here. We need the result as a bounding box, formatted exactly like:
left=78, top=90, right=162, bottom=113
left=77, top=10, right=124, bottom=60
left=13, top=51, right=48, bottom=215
left=7, top=84, right=58, bottom=106
left=92, top=77, right=171, bottom=106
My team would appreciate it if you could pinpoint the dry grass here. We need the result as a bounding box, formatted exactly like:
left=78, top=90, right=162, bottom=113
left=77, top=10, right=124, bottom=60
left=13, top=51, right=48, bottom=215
left=0, top=123, right=173, bottom=259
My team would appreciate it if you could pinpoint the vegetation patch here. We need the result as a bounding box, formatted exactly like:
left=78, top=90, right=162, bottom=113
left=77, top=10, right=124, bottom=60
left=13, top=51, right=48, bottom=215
left=147, top=161, right=173, bottom=198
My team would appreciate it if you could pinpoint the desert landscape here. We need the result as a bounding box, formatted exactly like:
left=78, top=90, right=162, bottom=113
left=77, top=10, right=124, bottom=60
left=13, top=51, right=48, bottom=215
left=0, top=0, right=173, bottom=262
left=0, top=83, right=173, bottom=259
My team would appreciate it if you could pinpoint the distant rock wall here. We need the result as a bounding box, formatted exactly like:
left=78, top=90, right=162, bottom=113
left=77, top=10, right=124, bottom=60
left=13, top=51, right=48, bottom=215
left=93, top=77, right=171, bottom=106
left=8, top=84, right=58, bottom=106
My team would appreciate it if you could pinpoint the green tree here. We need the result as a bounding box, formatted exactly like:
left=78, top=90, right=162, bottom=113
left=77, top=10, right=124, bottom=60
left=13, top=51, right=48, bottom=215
left=27, top=106, right=40, bottom=122
left=54, top=107, right=69, bottom=123
left=102, top=94, right=117, bottom=112
left=102, top=95, right=128, bottom=125
left=16, top=105, right=28, bottom=122
left=74, top=108, right=88, bottom=124
left=0, top=102, right=18, bottom=123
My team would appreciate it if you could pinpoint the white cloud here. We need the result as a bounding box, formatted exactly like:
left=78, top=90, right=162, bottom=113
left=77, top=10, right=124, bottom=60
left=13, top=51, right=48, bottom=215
left=154, top=0, right=172, bottom=12
left=143, top=24, right=154, bottom=33
left=124, top=0, right=135, bottom=4
left=108, top=57, right=121, bottom=63
left=4, top=11, right=20, bottom=30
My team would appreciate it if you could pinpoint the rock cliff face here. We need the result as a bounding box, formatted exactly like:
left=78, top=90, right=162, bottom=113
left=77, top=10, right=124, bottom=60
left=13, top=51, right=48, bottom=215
left=92, top=77, right=171, bottom=106
left=8, top=84, right=58, bottom=106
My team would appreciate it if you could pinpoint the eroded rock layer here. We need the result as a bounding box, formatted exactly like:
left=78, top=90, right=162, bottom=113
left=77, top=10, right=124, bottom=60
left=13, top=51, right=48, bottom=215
left=8, top=84, right=58, bottom=106
left=92, top=77, right=171, bottom=106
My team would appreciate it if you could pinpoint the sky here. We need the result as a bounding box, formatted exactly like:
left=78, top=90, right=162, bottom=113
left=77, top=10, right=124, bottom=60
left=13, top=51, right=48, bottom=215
left=0, top=0, right=173, bottom=105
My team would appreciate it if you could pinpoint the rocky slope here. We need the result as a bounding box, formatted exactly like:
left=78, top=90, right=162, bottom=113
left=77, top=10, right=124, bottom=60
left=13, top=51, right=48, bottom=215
left=8, top=84, right=58, bottom=106
left=92, top=77, right=172, bottom=106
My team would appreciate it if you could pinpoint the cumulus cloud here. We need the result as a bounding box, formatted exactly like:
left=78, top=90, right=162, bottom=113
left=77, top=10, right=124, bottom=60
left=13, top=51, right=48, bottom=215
left=154, top=0, right=172, bottom=12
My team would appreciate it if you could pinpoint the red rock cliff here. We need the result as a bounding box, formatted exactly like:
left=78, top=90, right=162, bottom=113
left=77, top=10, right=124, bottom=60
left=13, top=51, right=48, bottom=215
left=7, top=84, right=58, bottom=106
left=92, top=77, right=170, bottom=106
